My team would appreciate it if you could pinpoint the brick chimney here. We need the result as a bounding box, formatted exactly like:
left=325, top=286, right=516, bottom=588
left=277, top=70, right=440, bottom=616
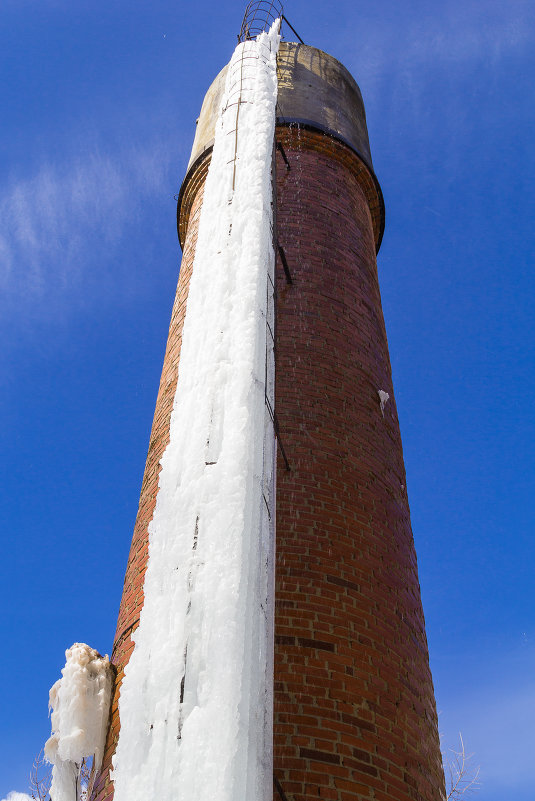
left=91, top=34, right=445, bottom=801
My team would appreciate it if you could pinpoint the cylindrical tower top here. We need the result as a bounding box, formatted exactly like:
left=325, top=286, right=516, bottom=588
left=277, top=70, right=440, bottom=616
left=178, top=41, right=385, bottom=251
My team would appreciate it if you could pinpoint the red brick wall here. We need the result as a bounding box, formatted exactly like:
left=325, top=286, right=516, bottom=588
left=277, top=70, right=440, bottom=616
left=91, top=125, right=445, bottom=801
left=89, top=183, right=205, bottom=801
left=272, top=127, right=445, bottom=801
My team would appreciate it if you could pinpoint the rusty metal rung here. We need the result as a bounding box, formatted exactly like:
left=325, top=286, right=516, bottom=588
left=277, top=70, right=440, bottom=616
left=263, top=492, right=271, bottom=519
left=276, top=141, right=291, bottom=170
left=277, top=243, right=293, bottom=284
left=281, top=14, right=305, bottom=44
left=265, top=395, right=290, bottom=471
left=273, top=775, right=290, bottom=801
left=224, top=100, right=252, bottom=112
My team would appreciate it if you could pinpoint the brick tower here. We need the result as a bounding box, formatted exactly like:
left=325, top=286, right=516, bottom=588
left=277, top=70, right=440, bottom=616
left=91, top=19, right=446, bottom=801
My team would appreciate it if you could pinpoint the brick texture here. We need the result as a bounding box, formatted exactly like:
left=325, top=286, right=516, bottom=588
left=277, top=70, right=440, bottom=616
left=272, top=127, right=445, bottom=801
left=90, top=125, right=445, bottom=801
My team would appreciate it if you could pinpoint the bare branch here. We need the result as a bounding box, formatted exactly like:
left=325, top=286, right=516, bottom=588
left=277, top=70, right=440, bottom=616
left=29, top=749, right=52, bottom=801
left=29, top=750, right=96, bottom=801
left=445, top=733, right=481, bottom=799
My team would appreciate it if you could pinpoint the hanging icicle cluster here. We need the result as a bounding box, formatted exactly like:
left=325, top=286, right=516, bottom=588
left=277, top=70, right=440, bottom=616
left=45, top=643, right=112, bottom=801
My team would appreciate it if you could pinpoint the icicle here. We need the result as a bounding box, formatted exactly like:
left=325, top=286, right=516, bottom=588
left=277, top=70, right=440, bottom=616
left=44, top=643, right=112, bottom=801
left=112, top=19, right=280, bottom=801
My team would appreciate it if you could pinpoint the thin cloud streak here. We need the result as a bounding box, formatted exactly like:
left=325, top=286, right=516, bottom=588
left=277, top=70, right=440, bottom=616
left=0, top=136, right=180, bottom=299
left=1, top=793, right=33, bottom=801
left=349, top=3, right=533, bottom=94
left=339, top=3, right=535, bottom=207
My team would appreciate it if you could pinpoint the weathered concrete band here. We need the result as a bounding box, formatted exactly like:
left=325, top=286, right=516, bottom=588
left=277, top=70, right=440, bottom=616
left=177, top=41, right=385, bottom=252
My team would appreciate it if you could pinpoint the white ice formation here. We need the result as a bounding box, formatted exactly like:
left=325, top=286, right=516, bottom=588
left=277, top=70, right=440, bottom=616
left=45, top=643, right=113, bottom=801
left=111, top=20, right=280, bottom=801
left=378, top=389, right=390, bottom=416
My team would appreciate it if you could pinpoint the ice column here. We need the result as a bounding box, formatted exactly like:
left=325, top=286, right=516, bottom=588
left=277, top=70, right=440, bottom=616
left=111, top=21, right=280, bottom=801
left=45, top=643, right=113, bottom=801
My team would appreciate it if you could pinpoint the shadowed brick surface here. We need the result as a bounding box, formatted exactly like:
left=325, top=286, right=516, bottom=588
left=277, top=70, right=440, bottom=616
left=272, top=127, right=445, bottom=801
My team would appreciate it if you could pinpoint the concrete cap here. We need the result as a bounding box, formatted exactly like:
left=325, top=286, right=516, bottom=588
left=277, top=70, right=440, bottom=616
left=179, top=41, right=384, bottom=252
left=187, top=41, right=374, bottom=175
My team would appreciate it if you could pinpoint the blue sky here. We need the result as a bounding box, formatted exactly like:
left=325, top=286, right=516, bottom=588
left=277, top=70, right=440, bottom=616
left=1, top=0, right=534, bottom=798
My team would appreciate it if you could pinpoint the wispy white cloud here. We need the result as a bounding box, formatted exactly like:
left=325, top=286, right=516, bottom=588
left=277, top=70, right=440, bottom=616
left=0, top=135, right=181, bottom=302
left=337, top=1, right=534, bottom=203
left=1, top=792, right=33, bottom=801
left=404, top=15, right=530, bottom=69
left=350, top=1, right=533, bottom=88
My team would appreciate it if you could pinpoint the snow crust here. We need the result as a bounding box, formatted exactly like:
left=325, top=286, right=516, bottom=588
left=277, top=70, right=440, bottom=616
left=45, top=643, right=112, bottom=801
left=111, top=21, right=280, bottom=801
